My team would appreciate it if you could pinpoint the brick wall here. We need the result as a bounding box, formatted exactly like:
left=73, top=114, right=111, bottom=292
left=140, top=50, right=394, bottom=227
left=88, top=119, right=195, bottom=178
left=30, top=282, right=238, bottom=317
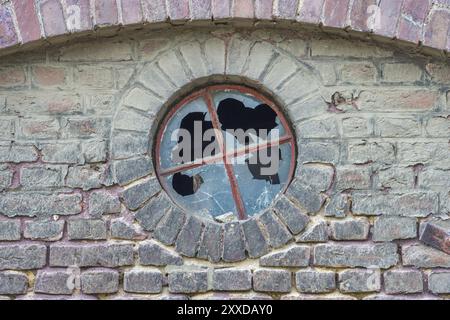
left=0, top=25, right=449, bottom=300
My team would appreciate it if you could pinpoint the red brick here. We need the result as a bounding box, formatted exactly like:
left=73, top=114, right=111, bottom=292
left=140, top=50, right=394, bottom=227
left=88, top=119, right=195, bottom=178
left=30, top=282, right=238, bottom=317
left=401, top=0, right=429, bottom=22
left=275, top=0, right=298, bottom=19
left=122, top=0, right=144, bottom=24
left=94, top=0, right=118, bottom=26
left=255, top=0, right=273, bottom=19
left=350, top=0, right=376, bottom=31
left=0, top=4, right=18, bottom=48
left=424, top=9, right=450, bottom=49
left=212, top=0, right=231, bottom=19
left=397, top=18, right=422, bottom=43
left=167, top=0, right=190, bottom=20
left=12, top=0, right=41, bottom=43
left=32, top=66, right=67, bottom=87
left=374, top=0, right=403, bottom=37
left=65, top=0, right=92, bottom=31
left=233, top=0, right=254, bottom=18
left=298, top=0, right=324, bottom=24
left=0, top=67, right=26, bottom=87
left=323, top=0, right=350, bottom=28
left=190, top=0, right=212, bottom=20
left=141, top=0, right=167, bottom=22
left=40, top=0, right=67, bottom=37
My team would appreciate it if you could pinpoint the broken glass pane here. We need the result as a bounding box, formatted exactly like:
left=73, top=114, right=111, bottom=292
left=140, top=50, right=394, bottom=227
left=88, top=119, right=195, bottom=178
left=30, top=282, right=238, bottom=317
left=164, top=162, right=237, bottom=219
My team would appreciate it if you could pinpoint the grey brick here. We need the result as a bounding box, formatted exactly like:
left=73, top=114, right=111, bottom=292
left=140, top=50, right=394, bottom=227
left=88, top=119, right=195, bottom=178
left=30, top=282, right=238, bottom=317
left=384, top=270, right=423, bottom=294
left=0, top=271, right=28, bottom=295
left=110, top=218, right=142, bottom=240
left=139, top=240, right=183, bottom=266
left=373, top=216, right=417, bottom=241
left=67, top=219, right=107, bottom=240
left=352, top=192, right=438, bottom=217
left=330, top=218, right=370, bottom=240
left=0, top=220, right=20, bottom=241
left=258, top=210, right=292, bottom=248
left=260, top=246, right=310, bottom=267
left=402, top=244, right=450, bottom=268
left=314, top=243, right=398, bottom=268
left=153, top=208, right=185, bottom=246
left=253, top=269, right=291, bottom=293
left=0, top=143, right=38, bottom=163
left=273, top=195, right=309, bottom=234
left=296, top=164, right=334, bottom=191
left=82, top=139, right=107, bottom=163
left=287, top=179, right=326, bottom=213
left=428, top=272, right=450, bottom=294
left=348, top=141, right=395, bottom=165
left=213, top=269, right=252, bottom=291
left=81, top=269, right=119, bottom=294
left=297, top=141, right=339, bottom=165
left=135, top=192, right=170, bottom=231
left=113, top=156, right=153, bottom=186
left=35, top=271, right=73, bottom=295
left=0, top=192, right=82, bottom=217
left=197, top=221, right=223, bottom=263
left=339, top=269, right=381, bottom=293
left=0, top=167, right=12, bottom=191
left=0, top=244, right=47, bottom=270
left=111, top=131, right=148, bottom=159
left=296, top=118, right=338, bottom=138
left=168, top=270, right=208, bottom=294
left=120, top=178, right=160, bottom=210
left=295, top=270, right=336, bottom=293
left=296, top=221, right=328, bottom=243
left=40, top=142, right=83, bottom=164
left=24, top=220, right=64, bottom=241
left=66, top=165, right=111, bottom=191
left=222, top=222, right=246, bottom=262
left=175, top=215, right=204, bottom=257
left=88, top=190, right=121, bottom=217
left=124, top=269, right=163, bottom=294
left=335, top=166, right=371, bottom=190
left=241, top=219, right=269, bottom=259
left=49, top=244, right=134, bottom=267
left=325, top=194, right=350, bottom=217
left=20, top=165, right=66, bottom=189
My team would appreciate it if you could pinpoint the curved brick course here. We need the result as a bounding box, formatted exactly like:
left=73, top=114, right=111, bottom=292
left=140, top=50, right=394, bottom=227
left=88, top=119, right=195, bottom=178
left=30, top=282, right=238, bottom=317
left=0, top=0, right=450, bottom=56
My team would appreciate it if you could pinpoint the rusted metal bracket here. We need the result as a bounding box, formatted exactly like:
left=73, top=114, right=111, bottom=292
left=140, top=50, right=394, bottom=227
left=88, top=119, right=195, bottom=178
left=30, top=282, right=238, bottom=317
left=420, top=220, right=450, bottom=255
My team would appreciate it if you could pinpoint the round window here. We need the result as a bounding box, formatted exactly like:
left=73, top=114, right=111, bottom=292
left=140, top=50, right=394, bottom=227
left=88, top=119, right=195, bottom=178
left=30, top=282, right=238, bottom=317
left=155, top=85, right=296, bottom=221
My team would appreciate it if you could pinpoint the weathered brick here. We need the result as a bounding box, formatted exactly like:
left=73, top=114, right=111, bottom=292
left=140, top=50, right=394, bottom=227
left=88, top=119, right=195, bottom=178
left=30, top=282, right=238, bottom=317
left=373, top=216, right=417, bottom=242
left=423, top=10, right=450, bottom=49
left=110, top=218, right=142, bottom=240
left=0, top=67, right=26, bottom=87
left=384, top=270, right=423, bottom=294
left=0, top=192, right=82, bottom=217
left=153, top=208, right=185, bottom=246
left=88, top=191, right=121, bottom=217
left=383, top=63, right=422, bottom=83
left=314, top=243, right=398, bottom=268
left=374, top=117, right=421, bottom=137
left=12, top=0, right=40, bottom=43
left=0, top=4, right=18, bottom=48
left=6, top=93, right=82, bottom=115
left=260, top=246, right=310, bottom=267
left=135, top=193, right=170, bottom=232
left=287, top=179, right=326, bottom=213
left=428, top=272, right=450, bottom=294
left=82, top=139, right=107, bottom=163
left=61, top=117, right=110, bottom=139
left=297, top=0, right=324, bottom=23
left=124, top=269, right=163, bottom=294
left=0, top=119, right=15, bottom=140
left=420, top=168, right=450, bottom=189
left=35, top=270, right=73, bottom=295
left=398, top=142, right=450, bottom=165
left=120, top=178, right=160, bottom=211
left=222, top=222, right=246, bottom=262
left=402, top=244, right=450, bottom=268
left=49, top=244, right=134, bottom=267
left=168, top=269, right=208, bottom=294
left=339, top=62, right=377, bottom=83
left=20, top=165, right=66, bottom=189
left=253, top=269, right=291, bottom=293
left=213, top=269, right=252, bottom=291
left=81, top=269, right=119, bottom=294
left=297, top=164, right=334, bottom=191
left=67, top=219, right=107, bottom=240
left=426, top=63, right=450, bottom=84
left=348, top=140, right=395, bottom=165
left=376, top=166, right=414, bottom=189
left=24, top=219, right=64, bottom=241
left=258, top=210, right=292, bottom=248
left=298, top=141, right=340, bottom=164
left=112, top=131, right=149, bottom=160
left=121, top=0, right=144, bottom=24
left=325, top=193, right=350, bottom=218
left=66, top=164, right=111, bottom=191
left=40, top=142, right=83, bottom=164
left=32, top=66, right=66, bottom=87
left=273, top=195, right=309, bottom=235
left=0, top=220, right=21, bottom=241
left=425, top=116, right=450, bottom=137
left=295, top=270, right=336, bottom=293
left=113, top=156, right=153, bottom=186
left=197, top=221, right=223, bottom=262
left=141, top=0, right=167, bottom=22
left=342, top=117, right=371, bottom=137
left=352, top=192, right=438, bottom=217
left=339, top=269, right=381, bottom=293
left=0, top=271, right=28, bottom=295
left=122, top=87, right=161, bottom=115
left=336, top=166, right=371, bottom=190
left=296, top=118, right=339, bottom=138
left=60, top=40, right=133, bottom=62
left=0, top=143, right=38, bottom=163
left=175, top=215, right=204, bottom=257
left=311, top=39, right=392, bottom=58
left=139, top=240, right=183, bottom=266
left=330, top=218, right=370, bottom=240
left=19, top=117, right=60, bottom=139
left=296, top=221, right=329, bottom=243
left=322, top=0, right=349, bottom=28
left=0, top=244, right=47, bottom=270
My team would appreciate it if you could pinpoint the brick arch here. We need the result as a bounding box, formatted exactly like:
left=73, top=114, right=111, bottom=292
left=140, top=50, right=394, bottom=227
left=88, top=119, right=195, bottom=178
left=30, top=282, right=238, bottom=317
left=1, top=0, right=449, bottom=57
